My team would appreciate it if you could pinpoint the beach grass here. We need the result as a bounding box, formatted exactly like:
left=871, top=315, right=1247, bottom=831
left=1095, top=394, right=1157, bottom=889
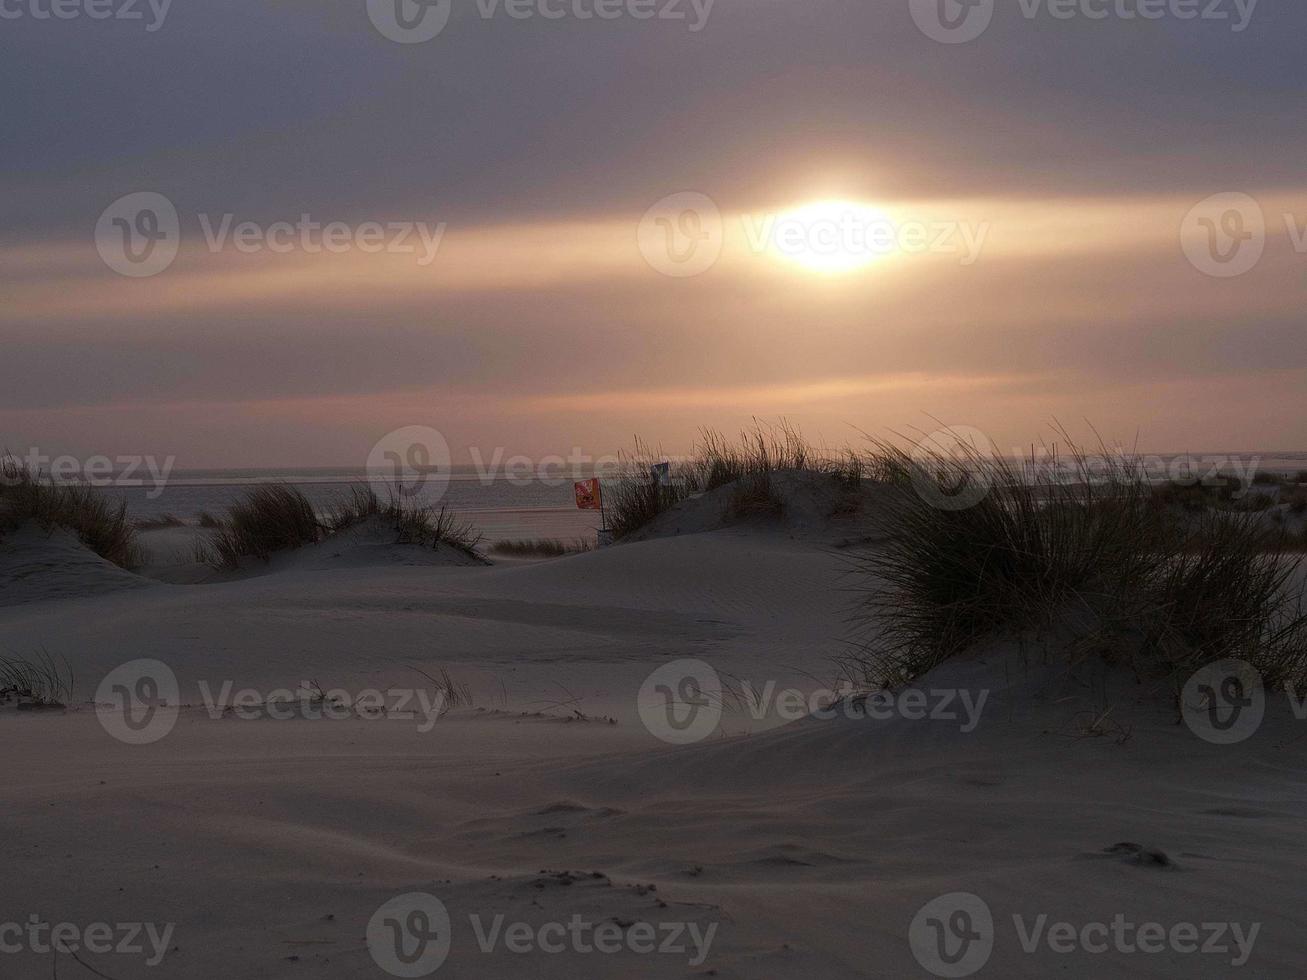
left=490, top=538, right=593, bottom=558
left=847, top=436, right=1307, bottom=690
left=603, top=436, right=701, bottom=539
left=203, top=483, right=484, bottom=567
left=327, top=485, right=484, bottom=556
left=607, top=421, right=864, bottom=538
left=404, top=664, right=473, bottom=712
left=208, top=483, right=322, bottom=566
left=0, top=454, right=142, bottom=569
left=0, top=649, right=73, bottom=709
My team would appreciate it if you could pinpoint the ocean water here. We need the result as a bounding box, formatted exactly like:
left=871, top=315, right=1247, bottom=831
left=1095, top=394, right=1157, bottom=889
left=99, top=468, right=610, bottom=545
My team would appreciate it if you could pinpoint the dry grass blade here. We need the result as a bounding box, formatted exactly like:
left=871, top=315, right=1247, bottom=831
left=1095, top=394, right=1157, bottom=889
left=404, top=664, right=473, bottom=712
left=0, top=649, right=74, bottom=708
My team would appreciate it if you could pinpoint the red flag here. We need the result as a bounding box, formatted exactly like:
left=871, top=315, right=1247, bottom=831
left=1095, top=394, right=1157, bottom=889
left=574, top=478, right=602, bottom=511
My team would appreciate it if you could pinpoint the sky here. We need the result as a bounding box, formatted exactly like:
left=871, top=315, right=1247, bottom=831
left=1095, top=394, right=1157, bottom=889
left=3, top=0, right=1305, bottom=468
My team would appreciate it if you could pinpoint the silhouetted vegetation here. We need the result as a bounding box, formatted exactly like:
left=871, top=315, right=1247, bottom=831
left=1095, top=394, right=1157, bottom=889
left=848, top=437, right=1307, bottom=691
left=0, top=454, right=142, bottom=569
left=490, top=538, right=593, bottom=558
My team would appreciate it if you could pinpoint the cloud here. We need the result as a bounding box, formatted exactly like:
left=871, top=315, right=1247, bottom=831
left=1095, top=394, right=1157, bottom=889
left=3, top=1, right=1306, bottom=458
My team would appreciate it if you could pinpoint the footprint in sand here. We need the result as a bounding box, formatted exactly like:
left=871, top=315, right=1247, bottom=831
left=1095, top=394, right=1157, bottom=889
left=1097, top=841, right=1175, bottom=869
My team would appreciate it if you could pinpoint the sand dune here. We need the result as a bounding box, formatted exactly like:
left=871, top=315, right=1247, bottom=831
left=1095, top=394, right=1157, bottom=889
left=2, top=519, right=1305, bottom=977
left=0, top=523, right=152, bottom=608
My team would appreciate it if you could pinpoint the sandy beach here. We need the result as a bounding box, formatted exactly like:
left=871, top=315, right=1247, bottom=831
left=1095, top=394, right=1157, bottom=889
left=3, top=472, right=1306, bottom=978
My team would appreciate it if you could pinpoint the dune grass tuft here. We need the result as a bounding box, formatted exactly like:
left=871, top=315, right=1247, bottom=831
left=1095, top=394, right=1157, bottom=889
left=0, top=650, right=73, bottom=709
left=848, top=436, right=1307, bottom=690
left=203, top=484, right=484, bottom=568
left=699, top=422, right=811, bottom=489
left=606, top=421, right=864, bottom=538
left=490, top=537, right=593, bottom=558
left=208, top=483, right=323, bottom=566
left=0, top=454, right=142, bottom=569
left=1146, top=513, right=1307, bottom=673
left=405, top=664, right=474, bottom=712
left=327, top=486, right=483, bottom=556
left=604, top=437, right=701, bottom=539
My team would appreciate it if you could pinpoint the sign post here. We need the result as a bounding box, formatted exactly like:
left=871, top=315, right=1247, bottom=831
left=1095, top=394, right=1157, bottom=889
left=574, top=477, right=610, bottom=546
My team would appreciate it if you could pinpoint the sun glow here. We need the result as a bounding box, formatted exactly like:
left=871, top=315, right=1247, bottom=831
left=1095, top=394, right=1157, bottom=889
left=765, top=199, right=896, bottom=274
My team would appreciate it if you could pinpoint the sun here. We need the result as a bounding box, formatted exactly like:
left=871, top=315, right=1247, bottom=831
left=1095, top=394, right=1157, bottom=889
left=765, top=199, right=895, bottom=275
